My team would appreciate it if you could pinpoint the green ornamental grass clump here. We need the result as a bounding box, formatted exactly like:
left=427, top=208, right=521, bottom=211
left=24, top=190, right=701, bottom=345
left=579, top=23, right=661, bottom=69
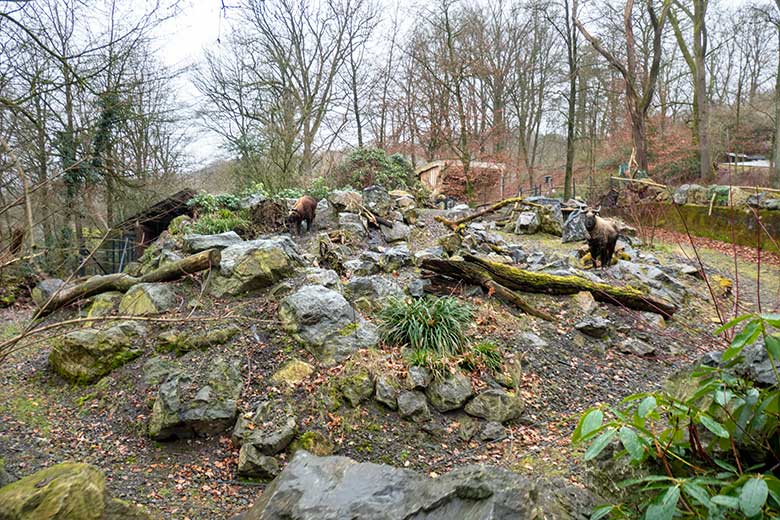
left=379, top=296, right=472, bottom=357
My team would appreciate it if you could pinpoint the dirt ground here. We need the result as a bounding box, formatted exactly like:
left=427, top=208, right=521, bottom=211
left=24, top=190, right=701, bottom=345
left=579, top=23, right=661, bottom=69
left=0, top=212, right=771, bottom=519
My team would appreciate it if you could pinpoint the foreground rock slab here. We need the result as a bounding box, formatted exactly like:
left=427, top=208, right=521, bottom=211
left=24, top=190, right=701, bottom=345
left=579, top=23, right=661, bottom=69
left=238, top=451, right=594, bottom=519
left=0, top=462, right=150, bottom=519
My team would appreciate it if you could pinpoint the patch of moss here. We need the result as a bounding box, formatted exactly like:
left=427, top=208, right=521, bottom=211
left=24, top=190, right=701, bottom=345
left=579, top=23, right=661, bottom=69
left=290, top=431, right=334, bottom=456
left=2, top=396, right=49, bottom=433
left=339, top=322, right=359, bottom=336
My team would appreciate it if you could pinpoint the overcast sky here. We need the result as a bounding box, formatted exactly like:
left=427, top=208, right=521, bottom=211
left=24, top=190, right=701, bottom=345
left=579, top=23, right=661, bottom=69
left=152, top=0, right=232, bottom=169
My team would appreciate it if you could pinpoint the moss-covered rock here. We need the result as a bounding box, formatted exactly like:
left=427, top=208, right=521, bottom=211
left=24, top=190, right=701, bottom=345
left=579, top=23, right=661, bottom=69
left=464, top=389, right=524, bottom=423
left=156, top=325, right=241, bottom=355
left=49, top=323, right=145, bottom=384
left=279, top=285, right=378, bottom=365
left=85, top=291, right=123, bottom=319
left=148, top=356, right=242, bottom=440
left=209, top=237, right=303, bottom=297
left=289, top=431, right=334, bottom=457
left=0, top=462, right=150, bottom=520
left=31, top=279, right=66, bottom=309
left=338, top=368, right=374, bottom=407
left=270, top=359, right=314, bottom=389
left=118, top=283, right=176, bottom=316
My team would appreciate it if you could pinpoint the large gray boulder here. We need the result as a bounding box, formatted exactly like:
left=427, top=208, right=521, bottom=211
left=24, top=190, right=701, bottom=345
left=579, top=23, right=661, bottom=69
left=425, top=373, right=473, bottom=412
left=182, top=231, right=243, bottom=253
left=49, top=322, right=146, bottom=384
left=118, top=283, right=176, bottom=315
left=338, top=212, right=368, bottom=238
left=464, top=389, right=524, bottom=423
left=362, top=185, right=394, bottom=217
left=380, top=244, right=412, bottom=272
left=344, top=275, right=404, bottom=307
left=280, top=285, right=378, bottom=365
left=380, top=220, right=411, bottom=243
left=31, top=278, right=66, bottom=308
left=240, top=451, right=595, bottom=520
left=514, top=211, right=539, bottom=234
left=148, top=356, right=242, bottom=440
left=562, top=210, right=589, bottom=243
left=328, top=189, right=362, bottom=211
left=209, top=236, right=303, bottom=297
left=314, top=199, right=336, bottom=231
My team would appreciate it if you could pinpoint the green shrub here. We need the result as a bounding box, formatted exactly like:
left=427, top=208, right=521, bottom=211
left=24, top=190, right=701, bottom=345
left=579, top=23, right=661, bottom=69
left=379, top=296, right=472, bottom=357
left=275, top=187, right=304, bottom=200
left=190, top=209, right=250, bottom=235
left=573, top=312, right=780, bottom=519
left=187, top=192, right=242, bottom=213
left=308, top=176, right=331, bottom=200
left=335, top=148, right=414, bottom=189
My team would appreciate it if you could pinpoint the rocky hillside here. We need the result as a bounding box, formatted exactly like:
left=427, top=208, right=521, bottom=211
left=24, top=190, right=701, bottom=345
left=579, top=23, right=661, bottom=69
left=0, top=186, right=758, bottom=519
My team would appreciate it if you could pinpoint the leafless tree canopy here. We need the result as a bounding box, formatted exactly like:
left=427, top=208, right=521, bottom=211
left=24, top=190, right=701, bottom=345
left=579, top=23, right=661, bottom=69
left=3, top=0, right=780, bottom=273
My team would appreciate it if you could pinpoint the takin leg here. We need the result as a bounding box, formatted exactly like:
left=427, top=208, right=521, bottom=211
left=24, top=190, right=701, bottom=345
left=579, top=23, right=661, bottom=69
left=604, top=236, right=618, bottom=267
left=587, top=239, right=600, bottom=269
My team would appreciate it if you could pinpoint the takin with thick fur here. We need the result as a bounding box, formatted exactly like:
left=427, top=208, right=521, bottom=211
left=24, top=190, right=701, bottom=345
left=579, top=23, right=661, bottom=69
left=582, top=209, right=620, bottom=269
left=287, top=195, right=317, bottom=235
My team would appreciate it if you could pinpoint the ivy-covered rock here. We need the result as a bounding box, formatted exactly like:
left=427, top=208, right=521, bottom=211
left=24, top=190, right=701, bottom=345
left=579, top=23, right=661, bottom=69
left=148, top=356, right=242, bottom=440
left=118, top=283, right=177, bottom=316
left=464, top=389, right=524, bottom=423
left=49, top=322, right=146, bottom=384
left=0, top=462, right=150, bottom=520
left=209, top=236, right=304, bottom=297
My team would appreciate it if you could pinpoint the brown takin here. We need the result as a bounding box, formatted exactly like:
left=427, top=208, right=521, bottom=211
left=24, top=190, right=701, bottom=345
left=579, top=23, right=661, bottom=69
left=582, top=207, right=620, bottom=269
left=287, top=195, right=317, bottom=235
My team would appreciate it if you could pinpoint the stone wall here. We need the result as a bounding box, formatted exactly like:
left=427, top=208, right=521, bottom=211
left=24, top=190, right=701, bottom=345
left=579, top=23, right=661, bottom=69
left=607, top=203, right=780, bottom=253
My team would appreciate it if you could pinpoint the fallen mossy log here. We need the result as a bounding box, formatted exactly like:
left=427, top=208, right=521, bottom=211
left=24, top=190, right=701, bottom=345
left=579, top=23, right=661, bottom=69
left=37, top=248, right=221, bottom=317
left=435, top=196, right=542, bottom=231
left=420, top=259, right=554, bottom=321
left=421, top=254, right=678, bottom=317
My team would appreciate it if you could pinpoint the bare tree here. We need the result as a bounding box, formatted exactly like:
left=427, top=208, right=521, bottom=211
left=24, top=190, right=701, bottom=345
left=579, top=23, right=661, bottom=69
left=577, top=0, right=673, bottom=175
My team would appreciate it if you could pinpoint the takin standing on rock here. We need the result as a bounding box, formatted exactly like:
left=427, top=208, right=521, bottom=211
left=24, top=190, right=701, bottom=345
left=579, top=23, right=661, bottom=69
left=582, top=208, right=620, bottom=269
left=287, top=195, right=318, bottom=235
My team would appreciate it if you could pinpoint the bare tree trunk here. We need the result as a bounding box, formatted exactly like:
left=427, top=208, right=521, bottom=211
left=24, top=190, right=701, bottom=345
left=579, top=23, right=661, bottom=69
left=0, top=137, right=35, bottom=253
